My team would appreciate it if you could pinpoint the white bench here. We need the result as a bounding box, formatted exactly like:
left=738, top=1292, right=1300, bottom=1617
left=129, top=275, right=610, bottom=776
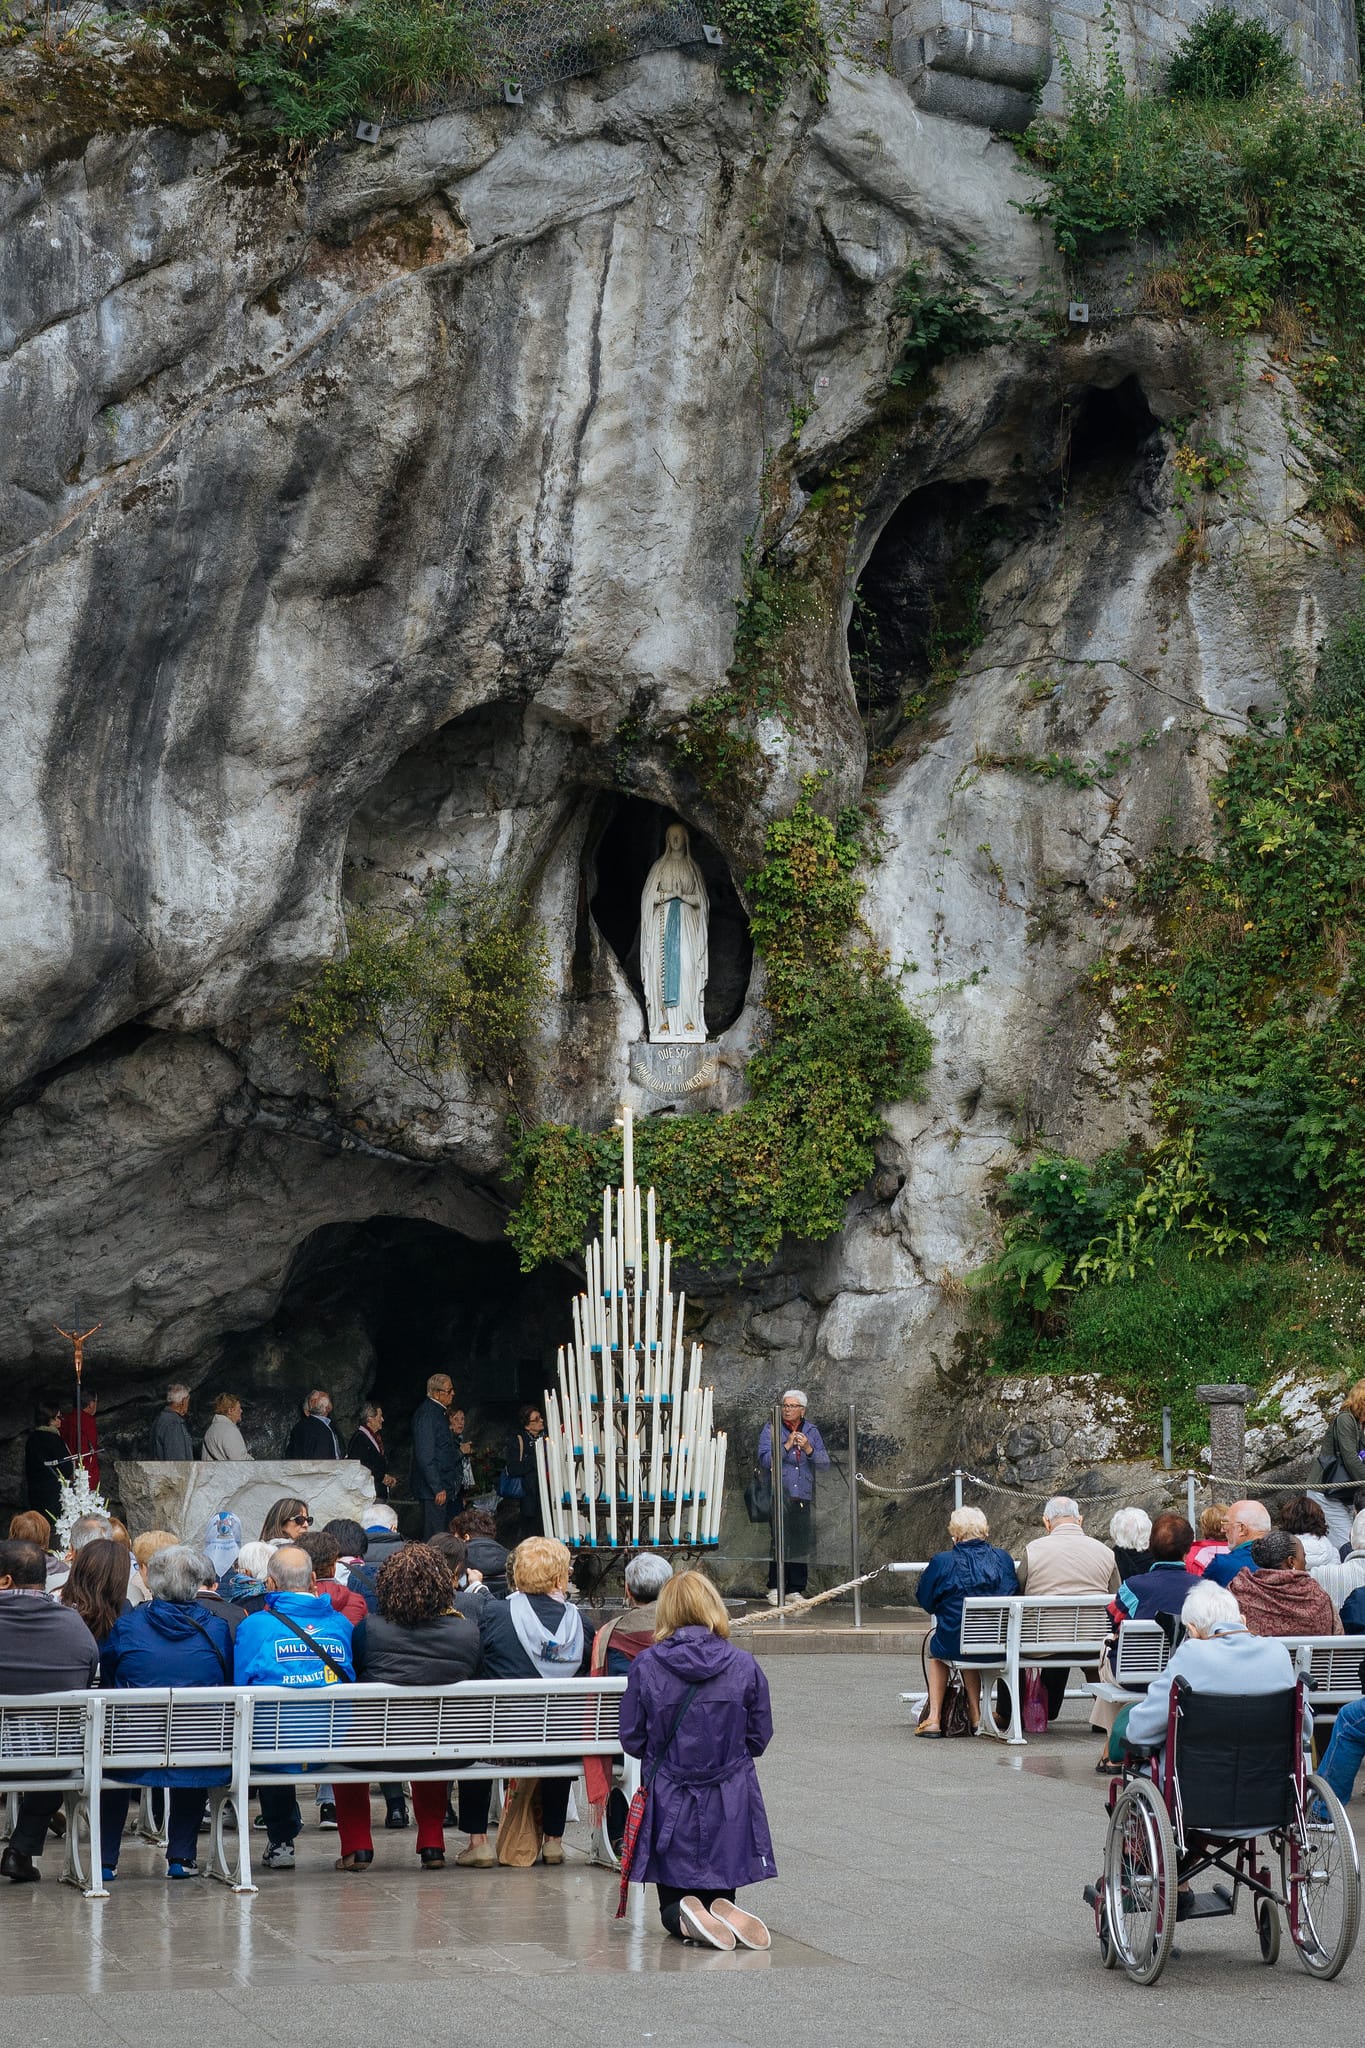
left=0, top=1677, right=625, bottom=1898
left=957, top=1595, right=1114, bottom=1745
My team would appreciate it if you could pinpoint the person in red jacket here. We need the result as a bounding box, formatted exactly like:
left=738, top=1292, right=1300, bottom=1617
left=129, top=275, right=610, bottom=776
left=58, top=1391, right=100, bottom=1490
left=298, top=1531, right=368, bottom=1625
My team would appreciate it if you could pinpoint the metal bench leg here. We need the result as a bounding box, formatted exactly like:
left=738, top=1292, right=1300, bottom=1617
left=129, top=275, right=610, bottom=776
left=60, top=1792, right=85, bottom=1889
left=1004, top=1611, right=1026, bottom=1745
left=974, top=1668, right=1005, bottom=1740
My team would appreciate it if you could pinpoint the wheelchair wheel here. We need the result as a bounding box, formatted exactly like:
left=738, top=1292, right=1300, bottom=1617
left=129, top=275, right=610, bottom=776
left=1255, top=1896, right=1280, bottom=1966
left=1103, top=1776, right=1177, bottom=1985
left=1096, top=1887, right=1118, bottom=1968
left=1282, top=1773, right=1361, bottom=1980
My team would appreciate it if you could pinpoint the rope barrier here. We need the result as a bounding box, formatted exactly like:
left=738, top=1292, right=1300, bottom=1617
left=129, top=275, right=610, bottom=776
left=729, top=1564, right=892, bottom=1630
left=853, top=1466, right=1324, bottom=1508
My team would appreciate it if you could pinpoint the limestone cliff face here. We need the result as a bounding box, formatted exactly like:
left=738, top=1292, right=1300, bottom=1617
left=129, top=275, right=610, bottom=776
left=0, top=47, right=1349, bottom=1532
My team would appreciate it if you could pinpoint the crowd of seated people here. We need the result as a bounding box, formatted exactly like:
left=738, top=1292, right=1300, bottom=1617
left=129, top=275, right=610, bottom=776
left=0, top=1498, right=622, bottom=1887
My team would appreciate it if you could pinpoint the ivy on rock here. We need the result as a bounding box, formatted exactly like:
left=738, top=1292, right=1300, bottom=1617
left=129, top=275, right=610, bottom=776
left=506, top=782, right=932, bottom=1273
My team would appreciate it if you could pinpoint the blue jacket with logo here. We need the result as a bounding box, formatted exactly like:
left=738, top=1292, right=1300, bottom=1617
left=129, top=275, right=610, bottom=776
left=233, top=1589, right=355, bottom=1688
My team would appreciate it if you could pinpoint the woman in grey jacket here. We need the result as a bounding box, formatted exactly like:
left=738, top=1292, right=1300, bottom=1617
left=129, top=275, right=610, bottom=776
left=1125, top=1580, right=1301, bottom=1757
left=1309, top=1382, right=1365, bottom=1552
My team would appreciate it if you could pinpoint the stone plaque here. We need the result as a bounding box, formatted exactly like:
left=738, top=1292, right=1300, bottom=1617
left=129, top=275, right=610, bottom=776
left=630, top=1040, right=722, bottom=1099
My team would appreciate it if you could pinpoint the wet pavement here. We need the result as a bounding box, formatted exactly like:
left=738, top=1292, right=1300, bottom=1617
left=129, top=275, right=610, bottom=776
left=3, top=1658, right=1363, bottom=2047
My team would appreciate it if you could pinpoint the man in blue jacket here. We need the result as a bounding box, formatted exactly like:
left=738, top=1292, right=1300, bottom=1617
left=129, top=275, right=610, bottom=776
left=410, top=1373, right=463, bottom=1539
left=1201, top=1500, right=1271, bottom=1587
left=234, top=1545, right=356, bottom=1870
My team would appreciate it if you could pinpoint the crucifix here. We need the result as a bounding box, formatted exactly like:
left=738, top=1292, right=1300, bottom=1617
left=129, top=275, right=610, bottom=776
left=53, top=1321, right=101, bottom=1478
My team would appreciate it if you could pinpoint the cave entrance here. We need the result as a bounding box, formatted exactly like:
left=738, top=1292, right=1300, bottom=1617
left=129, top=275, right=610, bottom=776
left=214, top=1216, right=575, bottom=1485
left=582, top=795, right=752, bottom=1038
left=849, top=479, right=1006, bottom=742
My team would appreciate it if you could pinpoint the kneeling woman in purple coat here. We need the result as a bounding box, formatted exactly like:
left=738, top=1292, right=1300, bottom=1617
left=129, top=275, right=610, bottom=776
left=619, top=1570, right=776, bottom=1952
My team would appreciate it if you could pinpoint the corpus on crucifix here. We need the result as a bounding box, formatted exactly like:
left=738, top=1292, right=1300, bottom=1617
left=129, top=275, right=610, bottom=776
left=640, top=821, right=709, bottom=1043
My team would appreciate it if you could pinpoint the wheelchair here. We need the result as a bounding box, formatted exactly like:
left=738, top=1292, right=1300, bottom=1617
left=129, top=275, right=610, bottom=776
left=1086, top=1678, right=1360, bottom=1985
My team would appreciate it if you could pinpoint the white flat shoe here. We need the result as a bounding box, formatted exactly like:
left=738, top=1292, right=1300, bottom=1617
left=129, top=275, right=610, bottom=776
left=679, top=1896, right=737, bottom=1949
left=710, top=1899, right=771, bottom=1949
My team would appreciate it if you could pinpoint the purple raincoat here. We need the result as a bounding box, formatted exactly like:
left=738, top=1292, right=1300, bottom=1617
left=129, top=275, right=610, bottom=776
left=618, top=1624, right=776, bottom=1890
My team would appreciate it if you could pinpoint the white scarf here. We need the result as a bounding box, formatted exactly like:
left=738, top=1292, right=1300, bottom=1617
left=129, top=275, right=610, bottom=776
left=507, top=1591, right=584, bottom=1678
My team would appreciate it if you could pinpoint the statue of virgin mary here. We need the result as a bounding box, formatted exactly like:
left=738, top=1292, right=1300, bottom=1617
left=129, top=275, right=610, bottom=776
left=639, top=822, right=709, bottom=1043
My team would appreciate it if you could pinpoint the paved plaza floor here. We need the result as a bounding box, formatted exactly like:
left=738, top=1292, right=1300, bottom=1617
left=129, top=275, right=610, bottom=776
left=3, top=1656, right=1361, bottom=2047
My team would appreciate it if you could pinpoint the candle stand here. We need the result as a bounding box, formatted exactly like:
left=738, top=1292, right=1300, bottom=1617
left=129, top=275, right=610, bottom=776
left=535, top=1105, right=728, bottom=1559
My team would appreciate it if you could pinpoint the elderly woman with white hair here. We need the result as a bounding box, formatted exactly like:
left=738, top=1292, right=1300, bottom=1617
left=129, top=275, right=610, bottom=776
left=1122, top=1580, right=1301, bottom=1759
left=914, top=1508, right=1019, bottom=1735
left=757, top=1390, right=830, bottom=1603
left=1109, top=1507, right=1153, bottom=1582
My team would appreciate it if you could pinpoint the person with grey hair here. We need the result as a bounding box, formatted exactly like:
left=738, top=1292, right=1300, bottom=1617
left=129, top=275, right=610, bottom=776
left=591, top=1553, right=676, bottom=1678
left=286, top=1389, right=343, bottom=1461
left=1200, top=1498, right=1273, bottom=1587
left=1124, top=1581, right=1300, bottom=1760
left=97, top=1545, right=235, bottom=1881
left=149, top=1384, right=195, bottom=1462
left=45, top=1512, right=115, bottom=1593
left=346, top=1400, right=395, bottom=1500
left=757, top=1390, right=830, bottom=1604
left=1017, top=1496, right=1118, bottom=1724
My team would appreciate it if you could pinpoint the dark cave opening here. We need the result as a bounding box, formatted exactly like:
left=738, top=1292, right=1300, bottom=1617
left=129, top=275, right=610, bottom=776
left=849, top=478, right=1013, bottom=739
left=1061, top=375, right=1161, bottom=485
left=582, top=795, right=753, bottom=1038
left=212, top=1216, right=576, bottom=1479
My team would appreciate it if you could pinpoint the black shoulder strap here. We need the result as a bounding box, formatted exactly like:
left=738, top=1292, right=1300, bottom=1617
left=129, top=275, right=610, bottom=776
left=272, top=1608, right=351, bottom=1682
left=182, top=1610, right=231, bottom=1683
left=644, top=1682, right=700, bottom=1787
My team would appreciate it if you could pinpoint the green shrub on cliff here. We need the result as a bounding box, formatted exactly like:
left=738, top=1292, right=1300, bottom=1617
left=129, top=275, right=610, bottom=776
left=1164, top=6, right=1295, bottom=102
left=290, top=879, right=550, bottom=1090
left=238, top=0, right=484, bottom=139
left=506, top=783, right=932, bottom=1272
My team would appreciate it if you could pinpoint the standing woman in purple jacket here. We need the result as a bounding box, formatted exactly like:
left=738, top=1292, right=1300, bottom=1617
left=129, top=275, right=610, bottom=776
left=757, top=1389, right=830, bottom=1603
left=619, top=1570, right=776, bottom=1952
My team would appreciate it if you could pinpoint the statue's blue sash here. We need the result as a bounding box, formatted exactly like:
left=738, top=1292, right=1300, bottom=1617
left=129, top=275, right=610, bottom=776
left=662, top=895, right=682, bottom=1009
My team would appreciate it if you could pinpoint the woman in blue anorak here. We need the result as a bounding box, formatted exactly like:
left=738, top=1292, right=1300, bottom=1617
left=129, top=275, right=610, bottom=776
left=914, top=1507, right=1018, bottom=1736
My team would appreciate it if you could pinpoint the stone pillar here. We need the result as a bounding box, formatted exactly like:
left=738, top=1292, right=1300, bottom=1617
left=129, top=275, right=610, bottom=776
left=1196, top=1384, right=1250, bottom=1504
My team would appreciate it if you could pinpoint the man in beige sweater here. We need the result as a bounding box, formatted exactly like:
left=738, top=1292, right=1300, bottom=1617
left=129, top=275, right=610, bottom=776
left=1017, top=1496, right=1120, bottom=1722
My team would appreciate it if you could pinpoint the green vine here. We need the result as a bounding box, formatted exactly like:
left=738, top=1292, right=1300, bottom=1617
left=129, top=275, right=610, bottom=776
left=711, top=0, right=829, bottom=110
left=506, top=782, right=932, bottom=1272
left=289, top=879, right=551, bottom=1093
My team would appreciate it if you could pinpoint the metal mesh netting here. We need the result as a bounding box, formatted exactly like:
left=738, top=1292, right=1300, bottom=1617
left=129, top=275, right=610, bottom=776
left=388, top=0, right=712, bottom=124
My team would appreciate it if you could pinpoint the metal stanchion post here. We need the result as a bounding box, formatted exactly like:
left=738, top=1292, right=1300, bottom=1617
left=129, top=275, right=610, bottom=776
left=849, top=1401, right=862, bottom=1631
left=772, top=1402, right=786, bottom=1617
left=1186, top=1470, right=1197, bottom=1524
left=954, top=1468, right=964, bottom=1511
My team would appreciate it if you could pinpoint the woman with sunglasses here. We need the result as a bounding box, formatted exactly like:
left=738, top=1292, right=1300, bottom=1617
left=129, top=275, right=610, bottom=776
left=259, top=1498, right=312, bottom=1542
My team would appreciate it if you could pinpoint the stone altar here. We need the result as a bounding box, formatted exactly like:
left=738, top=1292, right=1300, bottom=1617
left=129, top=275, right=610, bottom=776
left=114, top=1459, right=375, bottom=1540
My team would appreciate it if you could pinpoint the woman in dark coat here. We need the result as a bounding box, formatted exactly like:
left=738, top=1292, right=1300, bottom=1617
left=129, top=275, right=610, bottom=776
left=98, top=1544, right=235, bottom=1881
left=501, top=1405, right=547, bottom=1537
left=619, top=1569, right=775, bottom=1951
left=914, top=1507, right=1018, bottom=1736
left=334, top=1544, right=481, bottom=1872
left=455, top=1535, right=594, bottom=1867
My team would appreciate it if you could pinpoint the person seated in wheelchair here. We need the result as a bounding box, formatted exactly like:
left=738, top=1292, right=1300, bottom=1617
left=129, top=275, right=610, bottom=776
left=1123, top=1581, right=1303, bottom=1768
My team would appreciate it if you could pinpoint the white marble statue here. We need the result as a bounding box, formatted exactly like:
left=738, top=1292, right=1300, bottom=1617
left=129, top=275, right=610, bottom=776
left=640, top=822, right=709, bottom=1043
